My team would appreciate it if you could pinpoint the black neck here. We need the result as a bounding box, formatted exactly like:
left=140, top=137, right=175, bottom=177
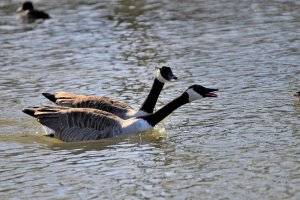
left=139, top=78, right=165, bottom=114
left=140, top=92, right=189, bottom=127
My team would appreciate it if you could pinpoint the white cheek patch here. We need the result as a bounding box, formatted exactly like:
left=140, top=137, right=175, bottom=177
left=156, top=69, right=168, bottom=83
left=186, top=89, right=203, bottom=102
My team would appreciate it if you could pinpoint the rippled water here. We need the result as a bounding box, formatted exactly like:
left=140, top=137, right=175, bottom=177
left=0, top=0, right=299, bottom=199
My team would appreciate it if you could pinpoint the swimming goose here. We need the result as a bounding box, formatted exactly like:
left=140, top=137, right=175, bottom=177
left=17, top=1, right=50, bottom=20
left=42, top=66, right=177, bottom=119
left=23, top=85, right=218, bottom=142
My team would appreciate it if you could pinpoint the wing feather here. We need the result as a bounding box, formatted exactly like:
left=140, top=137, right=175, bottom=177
left=56, top=126, right=121, bottom=142
left=34, top=106, right=122, bottom=133
left=43, top=92, right=134, bottom=119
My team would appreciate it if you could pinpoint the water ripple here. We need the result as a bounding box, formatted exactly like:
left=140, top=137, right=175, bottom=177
left=0, top=0, right=299, bottom=199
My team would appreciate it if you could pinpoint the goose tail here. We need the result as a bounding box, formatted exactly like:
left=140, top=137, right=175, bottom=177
left=42, top=92, right=57, bottom=103
left=22, top=107, right=38, bottom=117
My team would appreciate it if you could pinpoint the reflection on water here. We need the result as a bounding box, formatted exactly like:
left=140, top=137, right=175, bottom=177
left=0, top=0, right=299, bottom=199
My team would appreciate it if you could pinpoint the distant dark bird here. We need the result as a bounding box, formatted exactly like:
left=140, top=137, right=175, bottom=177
left=17, top=1, right=50, bottom=21
left=294, top=91, right=300, bottom=99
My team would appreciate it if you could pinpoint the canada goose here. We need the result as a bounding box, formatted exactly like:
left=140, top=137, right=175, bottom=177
left=17, top=1, right=50, bottom=20
left=23, top=85, right=218, bottom=142
left=42, top=66, right=177, bottom=119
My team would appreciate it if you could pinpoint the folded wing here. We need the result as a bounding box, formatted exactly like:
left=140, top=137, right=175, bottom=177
left=24, top=106, right=123, bottom=142
left=43, top=92, right=134, bottom=119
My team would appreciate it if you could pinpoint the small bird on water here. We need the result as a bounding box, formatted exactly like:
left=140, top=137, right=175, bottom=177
left=17, top=1, right=50, bottom=21
left=294, top=91, right=300, bottom=100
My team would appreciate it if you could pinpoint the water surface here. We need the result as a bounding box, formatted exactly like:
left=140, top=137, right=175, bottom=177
left=0, top=0, right=299, bottom=199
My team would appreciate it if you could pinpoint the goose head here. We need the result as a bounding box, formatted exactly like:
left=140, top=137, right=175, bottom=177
left=294, top=91, right=300, bottom=98
left=156, top=66, right=177, bottom=83
left=186, top=84, right=218, bottom=102
left=17, top=1, right=34, bottom=12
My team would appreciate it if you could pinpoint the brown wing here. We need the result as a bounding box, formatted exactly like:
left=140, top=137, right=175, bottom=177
left=43, top=92, right=134, bottom=119
left=33, top=106, right=122, bottom=133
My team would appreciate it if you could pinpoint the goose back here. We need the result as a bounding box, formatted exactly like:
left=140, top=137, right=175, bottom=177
left=43, top=93, right=135, bottom=119
left=23, top=106, right=151, bottom=142
left=31, top=106, right=122, bottom=132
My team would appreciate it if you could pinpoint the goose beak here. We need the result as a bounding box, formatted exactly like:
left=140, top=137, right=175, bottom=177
left=204, top=88, right=219, bottom=97
left=167, top=73, right=177, bottom=81
left=170, top=74, right=178, bottom=80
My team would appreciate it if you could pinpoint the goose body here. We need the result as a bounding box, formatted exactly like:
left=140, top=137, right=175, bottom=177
left=23, top=85, right=218, bottom=142
left=43, top=67, right=177, bottom=119
left=17, top=1, right=50, bottom=21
